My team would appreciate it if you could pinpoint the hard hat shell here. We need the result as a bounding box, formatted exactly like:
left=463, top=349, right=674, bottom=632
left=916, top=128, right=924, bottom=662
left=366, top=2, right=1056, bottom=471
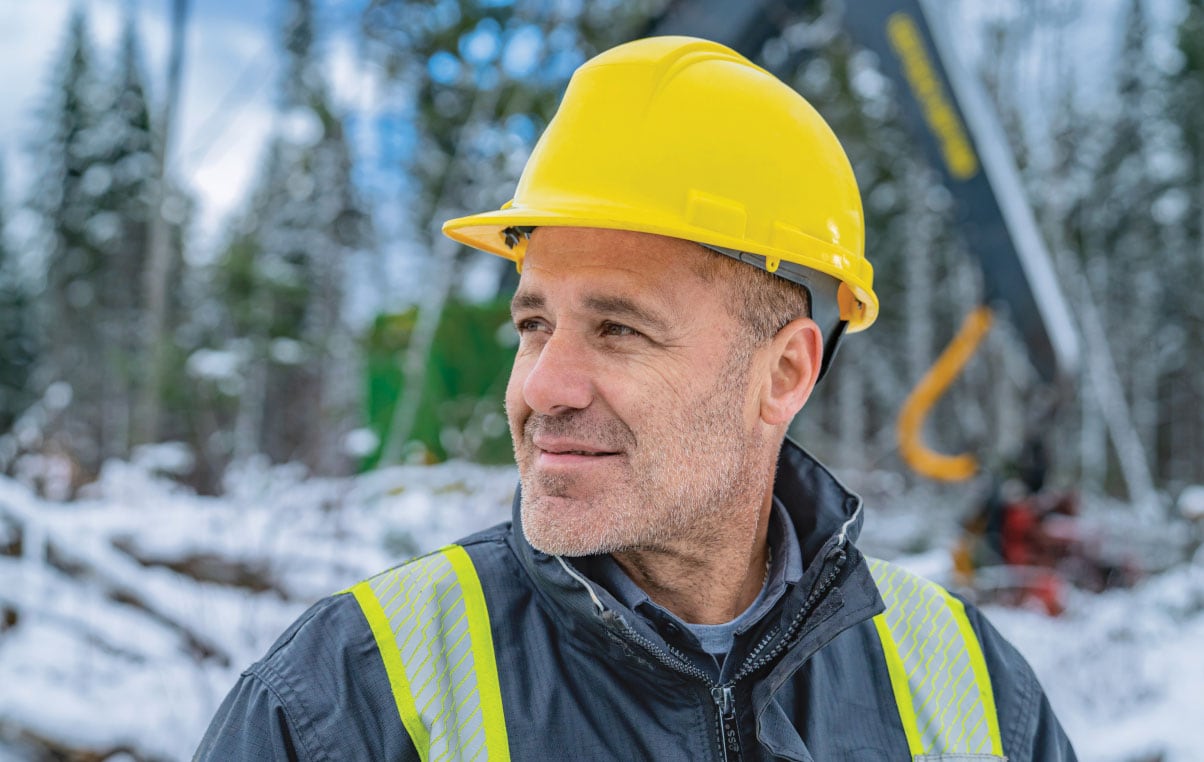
left=442, top=35, right=878, bottom=333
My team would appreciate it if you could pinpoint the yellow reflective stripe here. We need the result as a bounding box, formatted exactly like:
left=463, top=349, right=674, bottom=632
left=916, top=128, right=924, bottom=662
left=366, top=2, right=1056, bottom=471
left=872, top=612, right=925, bottom=757
left=350, top=579, right=431, bottom=762
left=443, top=544, right=511, bottom=761
left=941, top=588, right=1004, bottom=756
left=348, top=545, right=511, bottom=760
left=868, top=557, right=1002, bottom=757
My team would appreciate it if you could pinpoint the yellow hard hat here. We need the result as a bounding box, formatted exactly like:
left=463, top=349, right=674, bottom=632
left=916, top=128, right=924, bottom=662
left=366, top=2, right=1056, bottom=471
left=442, top=35, right=878, bottom=334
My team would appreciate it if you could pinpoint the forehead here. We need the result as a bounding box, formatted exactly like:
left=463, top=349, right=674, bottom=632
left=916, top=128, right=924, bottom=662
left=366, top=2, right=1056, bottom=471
left=517, top=227, right=711, bottom=297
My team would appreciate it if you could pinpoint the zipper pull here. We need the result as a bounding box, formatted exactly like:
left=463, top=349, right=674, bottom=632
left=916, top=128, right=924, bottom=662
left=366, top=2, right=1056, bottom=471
left=712, top=685, right=741, bottom=760
left=712, top=685, right=735, bottom=720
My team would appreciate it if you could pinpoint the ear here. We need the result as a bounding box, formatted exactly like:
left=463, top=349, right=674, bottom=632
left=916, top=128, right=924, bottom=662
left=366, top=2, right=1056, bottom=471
left=759, top=317, right=823, bottom=426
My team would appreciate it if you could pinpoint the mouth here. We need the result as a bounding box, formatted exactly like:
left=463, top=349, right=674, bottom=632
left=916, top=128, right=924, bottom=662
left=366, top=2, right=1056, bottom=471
left=531, top=438, right=622, bottom=465
left=539, top=447, right=620, bottom=457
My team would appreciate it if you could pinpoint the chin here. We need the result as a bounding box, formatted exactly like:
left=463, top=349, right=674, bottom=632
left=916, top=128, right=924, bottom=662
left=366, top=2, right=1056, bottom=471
left=520, top=495, right=616, bottom=557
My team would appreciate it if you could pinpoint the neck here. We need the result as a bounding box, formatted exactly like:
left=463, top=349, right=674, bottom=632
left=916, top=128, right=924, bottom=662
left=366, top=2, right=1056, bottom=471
left=611, top=495, right=774, bottom=625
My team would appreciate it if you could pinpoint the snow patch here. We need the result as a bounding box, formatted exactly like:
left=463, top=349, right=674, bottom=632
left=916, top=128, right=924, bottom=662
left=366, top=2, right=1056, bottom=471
left=1, top=457, right=1199, bottom=759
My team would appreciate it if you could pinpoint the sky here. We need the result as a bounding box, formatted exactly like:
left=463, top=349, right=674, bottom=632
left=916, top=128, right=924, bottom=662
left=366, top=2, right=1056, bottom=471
left=0, top=0, right=1189, bottom=268
left=0, top=0, right=382, bottom=258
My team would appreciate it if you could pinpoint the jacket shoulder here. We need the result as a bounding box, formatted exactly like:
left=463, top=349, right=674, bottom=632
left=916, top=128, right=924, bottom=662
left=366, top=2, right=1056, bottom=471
left=862, top=557, right=1077, bottom=761
left=454, top=520, right=512, bottom=555
left=197, top=592, right=416, bottom=761
left=958, top=600, right=1078, bottom=762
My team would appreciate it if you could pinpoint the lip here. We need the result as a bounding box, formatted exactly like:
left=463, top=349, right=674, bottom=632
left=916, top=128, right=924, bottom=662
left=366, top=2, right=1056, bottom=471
left=531, top=437, right=622, bottom=468
left=536, top=450, right=620, bottom=467
left=531, top=436, right=620, bottom=456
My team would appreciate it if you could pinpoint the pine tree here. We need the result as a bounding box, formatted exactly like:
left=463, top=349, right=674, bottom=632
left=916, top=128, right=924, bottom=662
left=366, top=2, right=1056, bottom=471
left=29, top=10, right=188, bottom=474
left=0, top=162, right=37, bottom=432
left=204, top=0, right=372, bottom=473
left=92, top=14, right=158, bottom=456
left=25, top=10, right=195, bottom=477
left=1165, top=0, right=1204, bottom=484
left=30, top=9, right=111, bottom=471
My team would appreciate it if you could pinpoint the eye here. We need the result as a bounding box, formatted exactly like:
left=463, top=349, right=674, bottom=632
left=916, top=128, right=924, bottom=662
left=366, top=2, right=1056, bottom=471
left=601, top=322, right=640, bottom=338
left=515, top=317, right=550, bottom=334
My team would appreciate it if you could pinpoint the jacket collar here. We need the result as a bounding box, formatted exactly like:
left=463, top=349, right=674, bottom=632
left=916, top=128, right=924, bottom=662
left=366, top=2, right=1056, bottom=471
left=773, top=437, right=865, bottom=567
left=508, top=438, right=870, bottom=646
left=506, top=438, right=884, bottom=762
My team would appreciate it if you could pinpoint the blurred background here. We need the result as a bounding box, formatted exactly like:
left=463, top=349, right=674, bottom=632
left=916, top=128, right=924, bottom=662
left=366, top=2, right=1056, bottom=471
left=1, top=0, right=1203, bottom=759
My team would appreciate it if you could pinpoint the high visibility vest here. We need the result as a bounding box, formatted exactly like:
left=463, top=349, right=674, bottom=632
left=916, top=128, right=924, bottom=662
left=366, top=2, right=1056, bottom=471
left=346, top=546, right=1004, bottom=761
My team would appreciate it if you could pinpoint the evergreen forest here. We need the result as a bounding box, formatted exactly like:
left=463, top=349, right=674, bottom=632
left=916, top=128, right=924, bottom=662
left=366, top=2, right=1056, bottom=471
left=1, top=0, right=1202, bottom=503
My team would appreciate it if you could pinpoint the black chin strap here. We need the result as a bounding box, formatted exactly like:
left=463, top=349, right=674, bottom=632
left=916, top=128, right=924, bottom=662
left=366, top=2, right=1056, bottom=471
left=818, top=320, right=848, bottom=382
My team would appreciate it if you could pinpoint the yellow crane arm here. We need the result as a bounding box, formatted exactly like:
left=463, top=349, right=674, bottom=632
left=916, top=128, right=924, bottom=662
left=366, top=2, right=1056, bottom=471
left=896, top=305, right=994, bottom=481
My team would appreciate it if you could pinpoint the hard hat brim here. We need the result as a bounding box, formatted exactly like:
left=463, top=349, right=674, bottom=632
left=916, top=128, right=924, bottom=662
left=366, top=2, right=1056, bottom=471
left=442, top=206, right=879, bottom=333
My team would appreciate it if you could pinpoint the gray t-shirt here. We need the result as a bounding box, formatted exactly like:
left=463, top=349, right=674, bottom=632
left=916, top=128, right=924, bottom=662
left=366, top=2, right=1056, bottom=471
left=593, top=497, right=805, bottom=659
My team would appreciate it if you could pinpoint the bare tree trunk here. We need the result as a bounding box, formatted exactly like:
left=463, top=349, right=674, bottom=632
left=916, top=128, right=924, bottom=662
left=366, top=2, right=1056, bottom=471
left=379, top=86, right=502, bottom=465
left=1130, top=268, right=1159, bottom=480
left=135, top=0, right=189, bottom=445
left=234, top=340, right=267, bottom=463
left=1077, top=255, right=1107, bottom=492
left=380, top=242, right=454, bottom=465
left=1074, top=251, right=1158, bottom=513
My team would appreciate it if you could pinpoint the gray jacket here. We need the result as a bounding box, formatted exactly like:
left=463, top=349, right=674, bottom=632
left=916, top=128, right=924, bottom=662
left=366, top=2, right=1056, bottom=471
left=196, top=440, right=1078, bottom=760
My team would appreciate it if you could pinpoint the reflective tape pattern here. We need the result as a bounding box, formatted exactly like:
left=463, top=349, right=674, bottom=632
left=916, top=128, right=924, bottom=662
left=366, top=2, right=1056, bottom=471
left=351, top=545, right=510, bottom=762
left=868, top=558, right=1003, bottom=758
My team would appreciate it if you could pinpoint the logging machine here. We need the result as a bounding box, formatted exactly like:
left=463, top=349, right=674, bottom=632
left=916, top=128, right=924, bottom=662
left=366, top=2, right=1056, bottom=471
left=651, top=0, right=1155, bottom=510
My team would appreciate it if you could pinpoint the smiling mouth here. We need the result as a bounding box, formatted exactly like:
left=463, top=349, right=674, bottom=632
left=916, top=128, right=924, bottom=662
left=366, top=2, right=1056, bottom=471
left=540, top=448, right=619, bottom=457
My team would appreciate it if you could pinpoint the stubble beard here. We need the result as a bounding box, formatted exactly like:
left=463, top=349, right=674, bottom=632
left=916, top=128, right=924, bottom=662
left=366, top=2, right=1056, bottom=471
left=514, top=348, right=768, bottom=557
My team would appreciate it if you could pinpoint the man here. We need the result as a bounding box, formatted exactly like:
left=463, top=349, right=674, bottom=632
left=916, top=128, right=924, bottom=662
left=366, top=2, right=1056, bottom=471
left=197, top=36, right=1077, bottom=760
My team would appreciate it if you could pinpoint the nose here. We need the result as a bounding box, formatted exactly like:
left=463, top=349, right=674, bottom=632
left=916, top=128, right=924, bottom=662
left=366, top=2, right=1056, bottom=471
left=518, top=330, right=595, bottom=415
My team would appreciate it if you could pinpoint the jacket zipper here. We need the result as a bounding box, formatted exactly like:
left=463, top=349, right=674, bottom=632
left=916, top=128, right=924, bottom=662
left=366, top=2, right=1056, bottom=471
left=729, top=548, right=847, bottom=683
left=614, top=620, right=741, bottom=761
left=713, top=685, right=739, bottom=760
left=608, top=546, right=848, bottom=761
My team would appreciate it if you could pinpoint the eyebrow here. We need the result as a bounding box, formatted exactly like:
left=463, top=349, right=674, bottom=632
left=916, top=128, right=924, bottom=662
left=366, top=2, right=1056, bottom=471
left=510, top=290, right=672, bottom=333
left=510, top=291, right=545, bottom=315
left=582, top=294, right=672, bottom=333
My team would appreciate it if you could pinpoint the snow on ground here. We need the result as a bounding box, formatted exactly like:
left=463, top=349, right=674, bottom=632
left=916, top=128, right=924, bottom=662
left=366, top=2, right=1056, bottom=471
left=0, top=453, right=515, bottom=760
left=986, top=564, right=1204, bottom=761
left=0, top=452, right=1200, bottom=760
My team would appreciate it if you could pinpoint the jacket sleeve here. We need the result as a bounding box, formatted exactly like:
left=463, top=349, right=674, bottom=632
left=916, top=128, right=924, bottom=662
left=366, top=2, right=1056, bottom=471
left=964, top=603, right=1079, bottom=762
left=193, top=670, right=307, bottom=761
left=193, top=594, right=420, bottom=762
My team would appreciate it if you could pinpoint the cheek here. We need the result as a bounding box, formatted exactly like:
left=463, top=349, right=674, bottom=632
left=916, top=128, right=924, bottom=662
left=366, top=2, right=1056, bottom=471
left=617, top=356, right=699, bottom=409
left=505, top=363, right=530, bottom=423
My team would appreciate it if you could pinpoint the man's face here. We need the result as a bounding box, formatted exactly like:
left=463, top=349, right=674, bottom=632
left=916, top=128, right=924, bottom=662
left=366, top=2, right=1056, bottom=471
left=506, top=227, right=770, bottom=557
